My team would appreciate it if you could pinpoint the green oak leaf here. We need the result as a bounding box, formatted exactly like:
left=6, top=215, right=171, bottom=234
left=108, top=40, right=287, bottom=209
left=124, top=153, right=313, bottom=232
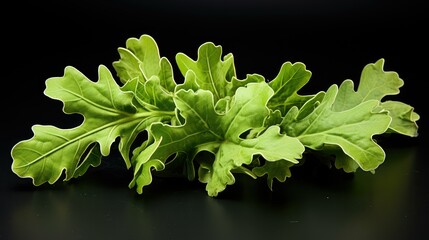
left=333, top=150, right=360, bottom=173
left=112, top=34, right=177, bottom=123
left=132, top=159, right=165, bottom=192
left=252, top=160, right=295, bottom=190
left=11, top=65, right=174, bottom=185
left=121, top=77, right=175, bottom=112
left=72, top=143, right=102, bottom=178
left=175, top=42, right=264, bottom=102
left=268, top=61, right=314, bottom=114
left=9, top=34, right=421, bottom=197
left=282, top=84, right=392, bottom=171
left=333, top=58, right=402, bottom=109
left=113, top=34, right=176, bottom=92
left=333, top=58, right=419, bottom=136
left=130, top=82, right=304, bottom=196
left=175, top=70, right=200, bottom=92
left=175, top=42, right=234, bottom=100
left=377, top=100, right=420, bottom=137
left=200, top=126, right=303, bottom=196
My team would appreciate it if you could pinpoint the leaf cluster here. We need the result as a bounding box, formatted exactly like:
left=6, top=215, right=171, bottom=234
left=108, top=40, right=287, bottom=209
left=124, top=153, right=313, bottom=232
left=10, top=34, right=420, bottom=197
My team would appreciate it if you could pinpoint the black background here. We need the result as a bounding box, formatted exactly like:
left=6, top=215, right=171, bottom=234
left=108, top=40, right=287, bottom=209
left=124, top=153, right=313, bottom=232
left=2, top=1, right=427, bottom=239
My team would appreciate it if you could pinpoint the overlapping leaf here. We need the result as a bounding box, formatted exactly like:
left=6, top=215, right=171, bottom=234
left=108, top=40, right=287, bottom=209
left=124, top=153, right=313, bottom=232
left=130, top=82, right=304, bottom=196
left=267, top=61, right=314, bottom=114
left=253, top=160, right=295, bottom=190
left=11, top=65, right=175, bottom=185
left=333, top=58, right=419, bottom=136
left=113, top=34, right=175, bottom=90
left=175, top=42, right=265, bottom=103
left=113, top=34, right=177, bottom=110
left=9, top=34, right=420, bottom=197
left=281, top=84, right=392, bottom=171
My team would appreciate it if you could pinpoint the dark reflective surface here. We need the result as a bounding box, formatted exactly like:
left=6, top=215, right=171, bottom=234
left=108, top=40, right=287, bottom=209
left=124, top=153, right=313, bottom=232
left=2, top=144, right=427, bottom=240
left=2, top=0, right=427, bottom=239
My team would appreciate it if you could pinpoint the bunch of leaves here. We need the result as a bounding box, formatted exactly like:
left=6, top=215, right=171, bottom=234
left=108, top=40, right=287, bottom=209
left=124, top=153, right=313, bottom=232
left=11, top=34, right=420, bottom=197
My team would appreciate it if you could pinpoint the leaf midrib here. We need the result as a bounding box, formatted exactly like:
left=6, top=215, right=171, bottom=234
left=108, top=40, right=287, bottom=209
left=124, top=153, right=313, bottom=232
left=13, top=111, right=174, bottom=169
